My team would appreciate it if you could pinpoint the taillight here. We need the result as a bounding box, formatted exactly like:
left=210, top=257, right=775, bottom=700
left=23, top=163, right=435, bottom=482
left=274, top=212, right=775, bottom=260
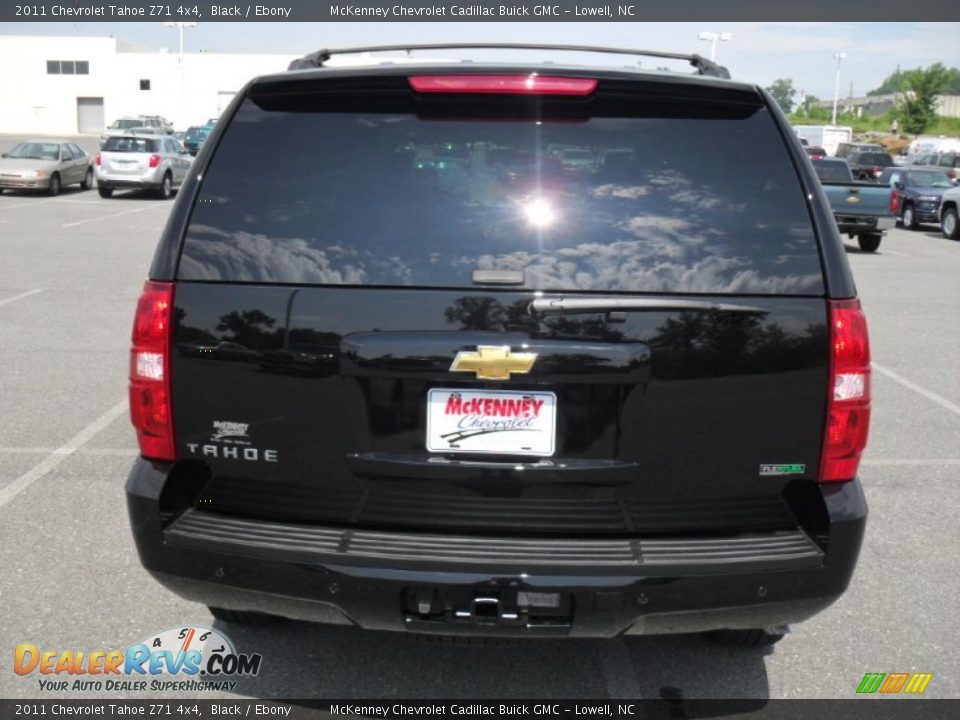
left=819, top=299, right=871, bottom=483
left=890, top=192, right=900, bottom=213
left=872, top=166, right=881, bottom=177
left=148, top=154, right=161, bottom=168
left=95, top=154, right=101, bottom=166
left=130, top=281, right=175, bottom=461
left=409, top=75, right=598, bottom=96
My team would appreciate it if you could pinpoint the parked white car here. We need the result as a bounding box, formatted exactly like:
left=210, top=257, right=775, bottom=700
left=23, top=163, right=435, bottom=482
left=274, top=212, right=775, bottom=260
left=100, top=116, right=170, bottom=146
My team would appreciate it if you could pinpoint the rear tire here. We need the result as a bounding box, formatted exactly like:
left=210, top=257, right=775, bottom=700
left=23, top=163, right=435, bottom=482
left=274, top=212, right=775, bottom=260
left=156, top=173, right=172, bottom=200
left=98, top=187, right=113, bottom=199
left=207, top=606, right=285, bottom=626
left=902, top=204, right=917, bottom=230
left=857, top=233, right=882, bottom=252
left=705, top=628, right=787, bottom=648
left=942, top=207, right=960, bottom=240
left=47, top=173, right=60, bottom=196
left=81, top=168, right=93, bottom=190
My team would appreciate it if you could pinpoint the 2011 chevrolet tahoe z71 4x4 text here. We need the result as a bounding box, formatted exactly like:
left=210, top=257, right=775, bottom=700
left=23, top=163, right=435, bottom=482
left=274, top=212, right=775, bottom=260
left=126, top=44, right=869, bottom=648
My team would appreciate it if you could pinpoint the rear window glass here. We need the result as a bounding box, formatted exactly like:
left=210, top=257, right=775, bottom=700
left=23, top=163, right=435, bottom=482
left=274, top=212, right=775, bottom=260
left=102, top=137, right=159, bottom=153
left=186, top=127, right=211, bottom=141
left=856, top=153, right=892, bottom=165
left=179, top=91, right=824, bottom=295
left=813, top=161, right=851, bottom=183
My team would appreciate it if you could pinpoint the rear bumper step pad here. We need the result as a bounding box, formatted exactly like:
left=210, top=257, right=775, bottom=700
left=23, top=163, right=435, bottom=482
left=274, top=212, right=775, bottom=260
left=164, top=509, right=823, bottom=575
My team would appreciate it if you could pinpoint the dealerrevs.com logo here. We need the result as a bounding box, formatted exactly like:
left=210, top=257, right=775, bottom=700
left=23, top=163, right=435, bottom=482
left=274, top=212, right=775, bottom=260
left=14, top=626, right=262, bottom=693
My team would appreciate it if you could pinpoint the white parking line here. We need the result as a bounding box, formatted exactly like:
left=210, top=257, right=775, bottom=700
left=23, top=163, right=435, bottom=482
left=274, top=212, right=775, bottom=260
left=883, top=250, right=910, bottom=258
left=872, top=362, right=960, bottom=417
left=0, top=288, right=42, bottom=307
left=0, top=399, right=127, bottom=511
left=0, top=194, right=93, bottom=211
left=0, top=447, right=135, bottom=457
left=61, top=203, right=164, bottom=228
left=0, top=197, right=60, bottom=211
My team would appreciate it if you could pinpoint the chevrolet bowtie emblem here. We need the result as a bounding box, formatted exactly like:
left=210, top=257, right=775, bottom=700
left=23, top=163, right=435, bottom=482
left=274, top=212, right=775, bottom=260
left=449, top=345, right=538, bottom=381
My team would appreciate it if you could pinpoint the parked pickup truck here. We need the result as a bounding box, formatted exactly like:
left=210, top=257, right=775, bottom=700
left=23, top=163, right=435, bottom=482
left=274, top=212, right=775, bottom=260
left=812, top=158, right=894, bottom=252
left=847, top=151, right=895, bottom=182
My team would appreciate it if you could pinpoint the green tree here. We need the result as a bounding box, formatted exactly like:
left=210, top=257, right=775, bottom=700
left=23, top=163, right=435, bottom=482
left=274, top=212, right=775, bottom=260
left=896, top=63, right=951, bottom=134
left=868, top=68, right=908, bottom=96
left=766, top=78, right=796, bottom=114
left=870, top=65, right=960, bottom=96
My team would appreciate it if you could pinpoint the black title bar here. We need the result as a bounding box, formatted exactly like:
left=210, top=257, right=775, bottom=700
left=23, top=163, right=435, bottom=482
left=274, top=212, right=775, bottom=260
left=5, top=0, right=960, bottom=22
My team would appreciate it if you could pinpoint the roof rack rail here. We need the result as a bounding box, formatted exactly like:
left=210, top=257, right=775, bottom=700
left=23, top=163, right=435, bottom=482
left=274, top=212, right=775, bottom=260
left=287, top=43, right=731, bottom=79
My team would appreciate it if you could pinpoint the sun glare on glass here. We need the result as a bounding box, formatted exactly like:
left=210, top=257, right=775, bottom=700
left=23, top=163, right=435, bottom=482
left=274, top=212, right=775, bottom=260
left=523, top=197, right=556, bottom=228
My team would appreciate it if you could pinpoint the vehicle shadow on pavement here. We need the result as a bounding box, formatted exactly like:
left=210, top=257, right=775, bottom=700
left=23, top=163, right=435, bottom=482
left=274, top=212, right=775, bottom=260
left=842, top=243, right=888, bottom=255
left=99, top=189, right=180, bottom=201
left=0, top=186, right=88, bottom=198
left=213, top=620, right=771, bottom=705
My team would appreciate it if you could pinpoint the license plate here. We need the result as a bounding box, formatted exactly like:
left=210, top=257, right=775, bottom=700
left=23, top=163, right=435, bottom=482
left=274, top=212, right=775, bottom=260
left=426, top=389, right=556, bottom=456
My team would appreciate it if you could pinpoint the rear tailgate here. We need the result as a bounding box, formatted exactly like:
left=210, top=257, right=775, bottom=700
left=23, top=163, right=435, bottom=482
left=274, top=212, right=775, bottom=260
left=822, top=182, right=893, bottom=219
left=169, top=70, right=830, bottom=537
left=100, top=136, right=159, bottom=174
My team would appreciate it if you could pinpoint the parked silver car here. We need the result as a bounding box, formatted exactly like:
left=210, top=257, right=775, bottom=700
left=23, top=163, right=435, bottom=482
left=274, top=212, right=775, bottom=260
left=95, top=134, right=192, bottom=199
left=0, top=140, right=94, bottom=195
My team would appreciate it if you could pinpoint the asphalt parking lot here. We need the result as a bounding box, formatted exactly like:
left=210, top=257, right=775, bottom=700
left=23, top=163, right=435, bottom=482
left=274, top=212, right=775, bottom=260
left=0, top=133, right=957, bottom=704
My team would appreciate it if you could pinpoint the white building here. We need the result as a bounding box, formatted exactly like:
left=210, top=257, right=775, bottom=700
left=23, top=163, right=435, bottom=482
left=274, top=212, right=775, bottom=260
left=813, top=91, right=960, bottom=119
left=0, top=35, right=299, bottom=135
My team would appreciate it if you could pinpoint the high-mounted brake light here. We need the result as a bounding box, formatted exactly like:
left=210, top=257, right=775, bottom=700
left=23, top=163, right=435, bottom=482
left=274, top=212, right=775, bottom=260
left=819, top=299, right=871, bottom=483
left=409, top=75, right=598, bottom=96
left=129, top=281, right=176, bottom=461
left=148, top=154, right=161, bottom=168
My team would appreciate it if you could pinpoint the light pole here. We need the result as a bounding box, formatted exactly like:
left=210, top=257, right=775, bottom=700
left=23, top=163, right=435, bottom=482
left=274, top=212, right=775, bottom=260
left=164, top=22, right=197, bottom=129
left=698, top=31, right=732, bottom=62
left=832, top=52, right=847, bottom=126
left=164, top=21, right=197, bottom=56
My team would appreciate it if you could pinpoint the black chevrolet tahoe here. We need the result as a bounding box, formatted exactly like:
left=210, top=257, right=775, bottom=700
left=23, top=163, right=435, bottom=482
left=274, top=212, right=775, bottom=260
left=126, top=44, right=870, bottom=647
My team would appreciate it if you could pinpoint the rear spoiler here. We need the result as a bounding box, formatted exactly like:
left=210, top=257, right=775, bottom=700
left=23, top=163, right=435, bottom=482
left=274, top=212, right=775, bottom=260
left=287, top=43, right=732, bottom=79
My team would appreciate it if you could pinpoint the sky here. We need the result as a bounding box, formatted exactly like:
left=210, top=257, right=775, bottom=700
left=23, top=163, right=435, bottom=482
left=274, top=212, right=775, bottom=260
left=1, top=21, right=958, bottom=99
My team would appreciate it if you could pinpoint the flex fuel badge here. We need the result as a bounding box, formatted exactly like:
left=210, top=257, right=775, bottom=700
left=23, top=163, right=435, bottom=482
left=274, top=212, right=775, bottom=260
left=760, top=464, right=806, bottom=476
